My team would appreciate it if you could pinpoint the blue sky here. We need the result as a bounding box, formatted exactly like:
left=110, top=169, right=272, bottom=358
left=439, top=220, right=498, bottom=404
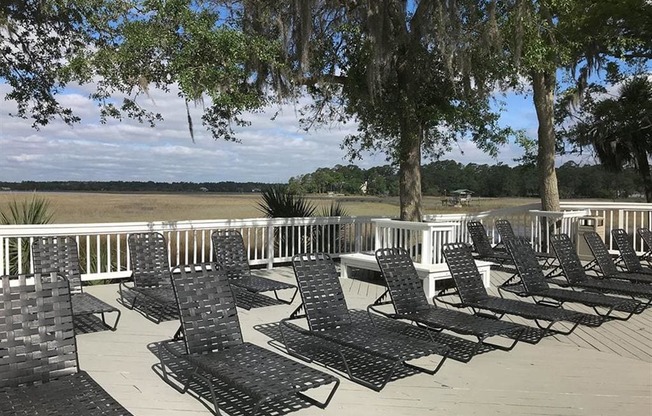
left=0, top=81, right=589, bottom=183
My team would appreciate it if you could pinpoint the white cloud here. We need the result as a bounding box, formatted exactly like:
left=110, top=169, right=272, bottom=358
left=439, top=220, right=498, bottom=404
left=0, top=80, right=541, bottom=183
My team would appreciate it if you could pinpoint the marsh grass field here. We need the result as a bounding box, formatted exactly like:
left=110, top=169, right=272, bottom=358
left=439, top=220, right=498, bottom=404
left=0, top=191, right=541, bottom=223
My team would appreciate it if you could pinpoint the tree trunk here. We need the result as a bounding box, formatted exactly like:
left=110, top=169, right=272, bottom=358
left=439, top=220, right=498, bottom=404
left=398, top=127, right=423, bottom=221
left=634, top=149, right=652, bottom=202
left=532, top=69, right=561, bottom=212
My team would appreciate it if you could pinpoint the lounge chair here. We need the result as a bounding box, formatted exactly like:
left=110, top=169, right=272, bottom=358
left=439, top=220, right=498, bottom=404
left=611, top=228, right=652, bottom=276
left=549, top=233, right=652, bottom=304
left=0, top=273, right=132, bottom=416
left=440, top=243, right=601, bottom=333
left=504, top=238, right=645, bottom=321
left=32, top=235, right=121, bottom=330
left=373, top=247, right=537, bottom=361
left=121, top=232, right=177, bottom=323
left=157, top=262, right=339, bottom=415
left=283, top=253, right=449, bottom=391
left=585, top=231, right=652, bottom=283
left=467, top=221, right=511, bottom=266
left=212, top=229, right=298, bottom=309
left=639, top=228, right=652, bottom=266
left=495, top=219, right=557, bottom=269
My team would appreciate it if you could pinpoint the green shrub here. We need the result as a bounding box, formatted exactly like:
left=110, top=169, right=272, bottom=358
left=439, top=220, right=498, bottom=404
left=1, top=195, right=54, bottom=274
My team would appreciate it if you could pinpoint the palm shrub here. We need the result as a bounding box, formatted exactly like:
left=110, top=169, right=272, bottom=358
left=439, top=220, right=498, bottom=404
left=1, top=196, right=54, bottom=274
left=258, top=187, right=350, bottom=255
left=258, top=186, right=316, bottom=256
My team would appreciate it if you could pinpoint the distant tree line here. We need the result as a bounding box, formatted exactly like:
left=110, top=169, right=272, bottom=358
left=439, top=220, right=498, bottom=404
left=288, top=161, right=644, bottom=199
left=0, top=160, right=642, bottom=199
left=0, top=181, right=277, bottom=193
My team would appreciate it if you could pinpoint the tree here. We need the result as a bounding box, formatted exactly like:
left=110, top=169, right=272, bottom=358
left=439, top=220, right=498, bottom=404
left=0, top=0, right=130, bottom=127
left=500, top=0, right=652, bottom=211
left=558, top=76, right=652, bottom=202
left=4, top=1, right=515, bottom=221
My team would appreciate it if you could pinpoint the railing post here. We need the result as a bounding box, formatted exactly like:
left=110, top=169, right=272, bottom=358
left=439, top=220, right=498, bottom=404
left=354, top=221, right=362, bottom=253
left=266, top=223, right=274, bottom=270
left=421, top=228, right=432, bottom=265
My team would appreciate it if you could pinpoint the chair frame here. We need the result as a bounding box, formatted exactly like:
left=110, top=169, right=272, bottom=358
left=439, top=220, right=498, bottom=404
left=495, top=219, right=557, bottom=270
left=158, top=262, right=339, bottom=415
left=503, top=238, right=644, bottom=321
left=211, top=229, right=298, bottom=309
left=466, top=221, right=511, bottom=266
left=611, top=228, right=652, bottom=276
left=549, top=233, right=652, bottom=305
left=0, top=273, right=132, bottom=415
left=585, top=231, right=652, bottom=284
left=439, top=242, right=599, bottom=334
left=32, top=235, right=121, bottom=331
left=372, top=247, right=529, bottom=361
left=282, top=252, right=449, bottom=392
left=638, top=228, right=652, bottom=266
left=121, top=232, right=177, bottom=324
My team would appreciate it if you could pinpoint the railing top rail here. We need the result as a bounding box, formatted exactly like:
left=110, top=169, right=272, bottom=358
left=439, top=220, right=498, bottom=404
left=373, top=218, right=458, bottom=231
left=0, top=215, right=381, bottom=238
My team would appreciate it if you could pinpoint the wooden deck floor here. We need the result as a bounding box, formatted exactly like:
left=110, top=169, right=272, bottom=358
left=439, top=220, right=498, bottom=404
left=79, top=267, right=652, bottom=416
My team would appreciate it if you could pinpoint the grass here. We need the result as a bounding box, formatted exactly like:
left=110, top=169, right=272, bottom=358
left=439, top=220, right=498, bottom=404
left=0, top=192, right=541, bottom=224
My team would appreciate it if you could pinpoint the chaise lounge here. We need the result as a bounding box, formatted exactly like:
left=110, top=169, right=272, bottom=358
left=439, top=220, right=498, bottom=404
left=0, top=272, right=132, bottom=415
left=32, top=235, right=121, bottom=331
left=283, top=252, right=449, bottom=391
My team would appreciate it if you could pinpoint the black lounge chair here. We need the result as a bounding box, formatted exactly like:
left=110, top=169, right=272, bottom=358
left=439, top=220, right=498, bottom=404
left=32, top=236, right=121, bottom=331
left=495, top=219, right=557, bottom=269
left=283, top=252, right=449, bottom=391
left=611, top=228, right=652, bottom=276
left=121, top=232, right=177, bottom=323
left=212, top=229, right=298, bottom=309
left=467, top=221, right=511, bottom=266
left=638, top=228, right=652, bottom=264
left=549, top=233, right=652, bottom=304
left=440, top=243, right=601, bottom=333
left=504, top=239, right=645, bottom=321
left=373, top=247, right=535, bottom=361
left=0, top=273, right=132, bottom=416
left=585, top=231, right=652, bottom=283
left=158, top=262, right=339, bottom=415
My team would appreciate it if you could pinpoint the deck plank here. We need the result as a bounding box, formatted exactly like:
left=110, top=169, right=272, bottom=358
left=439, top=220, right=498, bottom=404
left=79, top=266, right=652, bottom=416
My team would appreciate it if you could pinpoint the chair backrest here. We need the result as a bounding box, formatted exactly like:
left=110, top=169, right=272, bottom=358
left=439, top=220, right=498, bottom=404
left=32, top=236, right=83, bottom=294
left=495, top=219, right=517, bottom=242
left=505, top=239, right=549, bottom=293
left=467, top=221, right=494, bottom=256
left=291, top=253, right=351, bottom=332
left=128, top=232, right=172, bottom=288
left=171, top=262, right=243, bottom=355
left=584, top=232, right=620, bottom=275
left=442, top=243, right=489, bottom=304
left=211, top=230, right=251, bottom=280
left=611, top=229, right=644, bottom=273
left=550, top=234, right=589, bottom=284
left=0, top=273, right=78, bottom=388
left=375, top=247, right=431, bottom=315
left=638, top=228, right=652, bottom=252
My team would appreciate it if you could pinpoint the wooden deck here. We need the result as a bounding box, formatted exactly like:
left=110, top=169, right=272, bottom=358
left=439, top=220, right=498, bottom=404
left=78, top=267, right=652, bottom=416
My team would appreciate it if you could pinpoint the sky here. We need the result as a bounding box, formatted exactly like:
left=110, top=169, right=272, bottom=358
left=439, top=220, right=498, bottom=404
left=0, top=81, right=588, bottom=184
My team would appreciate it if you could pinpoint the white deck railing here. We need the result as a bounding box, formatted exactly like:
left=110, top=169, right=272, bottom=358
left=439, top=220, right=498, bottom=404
left=373, top=218, right=458, bottom=265
left=1, top=201, right=650, bottom=281
left=424, top=201, right=652, bottom=253
left=0, top=216, right=377, bottom=280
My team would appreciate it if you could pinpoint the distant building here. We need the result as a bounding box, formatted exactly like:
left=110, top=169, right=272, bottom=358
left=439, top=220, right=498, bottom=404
left=199, top=187, right=208, bottom=192
left=360, top=181, right=368, bottom=195
left=0, top=187, right=11, bottom=191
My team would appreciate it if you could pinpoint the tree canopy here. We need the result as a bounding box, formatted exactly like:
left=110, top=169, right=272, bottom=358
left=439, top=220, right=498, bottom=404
left=2, top=1, right=650, bottom=219
left=557, top=75, right=652, bottom=201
